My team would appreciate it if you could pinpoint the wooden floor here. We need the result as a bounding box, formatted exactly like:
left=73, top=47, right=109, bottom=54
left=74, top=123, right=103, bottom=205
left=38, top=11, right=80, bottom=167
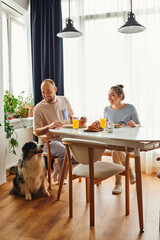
left=0, top=173, right=160, bottom=240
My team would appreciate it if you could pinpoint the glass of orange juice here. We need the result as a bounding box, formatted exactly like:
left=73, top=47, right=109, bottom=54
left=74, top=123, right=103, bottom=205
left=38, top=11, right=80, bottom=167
left=72, top=116, right=79, bottom=130
left=100, top=116, right=106, bottom=129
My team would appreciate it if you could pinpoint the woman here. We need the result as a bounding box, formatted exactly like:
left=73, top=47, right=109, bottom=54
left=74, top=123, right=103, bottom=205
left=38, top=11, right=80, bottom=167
left=104, top=84, right=140, bottom=194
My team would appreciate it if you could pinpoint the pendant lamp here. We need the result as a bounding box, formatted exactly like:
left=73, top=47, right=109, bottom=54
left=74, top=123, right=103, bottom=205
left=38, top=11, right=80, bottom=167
left=57, top=0, right=82, bottom=38
left=118, top=0, right=146, bottom=34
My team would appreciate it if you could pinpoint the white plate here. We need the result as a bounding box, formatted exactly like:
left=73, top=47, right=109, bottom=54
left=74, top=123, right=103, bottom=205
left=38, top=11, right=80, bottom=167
left=63, top=124, right=87, bottom=128
left=63, top=124, right=73, bottom=128
left=114, top=124, right=123, bottom=128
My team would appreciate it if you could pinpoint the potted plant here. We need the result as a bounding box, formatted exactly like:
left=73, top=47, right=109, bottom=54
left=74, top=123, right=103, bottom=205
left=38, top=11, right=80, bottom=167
left=17, top=91, right=33, bottom=118
left=28, top=95, right=34, bottom=117
left=3, top=90, right=19, bottom=154
left=3, top=90, right=34, bottom=155
left=4, top=90, right=18, bottom=119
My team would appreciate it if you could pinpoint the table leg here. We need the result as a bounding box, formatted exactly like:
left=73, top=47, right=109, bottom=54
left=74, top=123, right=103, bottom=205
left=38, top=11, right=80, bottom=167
left=57, top=151, right=68, bottom=200
left=134, top=148, right=144, bottom=232
left=125, top=152, right=130, bottom=215
left=89, top=147, right=95, bottom=226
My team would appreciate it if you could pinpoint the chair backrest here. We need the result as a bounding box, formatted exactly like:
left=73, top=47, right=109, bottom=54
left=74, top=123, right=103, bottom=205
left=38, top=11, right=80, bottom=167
left=62, top=138, right=106, bottom=165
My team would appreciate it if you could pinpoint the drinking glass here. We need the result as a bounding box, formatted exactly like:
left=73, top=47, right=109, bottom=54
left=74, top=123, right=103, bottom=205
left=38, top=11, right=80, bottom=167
left=106, top=121, right=114, bottom=133
left=72, top=116, right=79, bottom=130
left=100, top=116, right=106, bottom=129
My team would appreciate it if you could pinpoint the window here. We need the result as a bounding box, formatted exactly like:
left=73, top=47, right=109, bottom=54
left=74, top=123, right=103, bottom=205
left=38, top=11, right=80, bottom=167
left=2, top=4, right=32, bottom=98
left=62, top=0, right=160, bottom=127
left=61, top=0, right=160, bottom=174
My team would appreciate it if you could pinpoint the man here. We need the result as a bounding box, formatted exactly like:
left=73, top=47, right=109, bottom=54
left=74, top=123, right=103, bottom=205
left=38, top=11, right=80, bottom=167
left=34, top=79, right=74, bottom=184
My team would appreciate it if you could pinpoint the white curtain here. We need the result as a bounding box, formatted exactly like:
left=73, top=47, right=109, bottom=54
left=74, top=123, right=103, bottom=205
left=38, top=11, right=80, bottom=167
left=2, top=12, right=9, bottom=91
left=11, top=18, right=30, bottom=97
left=2, top=10, right=32, bottom=99
left=62, top=0, right=160, bottom=174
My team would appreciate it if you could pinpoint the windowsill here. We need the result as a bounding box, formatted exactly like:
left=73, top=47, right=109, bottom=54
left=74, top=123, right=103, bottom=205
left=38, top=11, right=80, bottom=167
left=9, top=117, right=33, bottom=129
left=9, top=117, right=33, bottom=123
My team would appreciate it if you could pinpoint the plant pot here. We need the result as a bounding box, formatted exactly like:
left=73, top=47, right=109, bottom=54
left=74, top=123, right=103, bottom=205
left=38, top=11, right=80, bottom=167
left=13, top=114, right=21, bottom=118
left=19, top=108, right=29, bottom=118
left=28, top=105, right=34, bottom=117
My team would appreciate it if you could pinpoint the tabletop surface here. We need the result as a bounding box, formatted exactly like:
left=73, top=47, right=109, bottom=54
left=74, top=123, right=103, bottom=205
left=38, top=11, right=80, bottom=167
left=49, top=126, right=160, bottom=143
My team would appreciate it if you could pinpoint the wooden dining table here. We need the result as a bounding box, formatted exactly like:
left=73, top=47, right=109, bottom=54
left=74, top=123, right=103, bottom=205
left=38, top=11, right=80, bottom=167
left=50, top=126, right=160, bottom=232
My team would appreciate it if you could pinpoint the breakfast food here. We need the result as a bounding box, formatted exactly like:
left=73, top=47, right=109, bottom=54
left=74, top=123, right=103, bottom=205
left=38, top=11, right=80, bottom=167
left=84, top=120, right=103, bottom=132
left=114, top=123, right=123, bottom=128
left=79, top=116, right=87, bottom=127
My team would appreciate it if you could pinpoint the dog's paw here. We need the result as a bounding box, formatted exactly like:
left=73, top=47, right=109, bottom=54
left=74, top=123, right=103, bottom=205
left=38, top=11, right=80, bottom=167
left=25, top=193, right=32, bottom=200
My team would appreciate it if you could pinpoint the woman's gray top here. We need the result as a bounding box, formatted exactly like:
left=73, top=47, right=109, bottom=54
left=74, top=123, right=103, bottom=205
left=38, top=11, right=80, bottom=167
left=104, top=104, right=140, bottom=124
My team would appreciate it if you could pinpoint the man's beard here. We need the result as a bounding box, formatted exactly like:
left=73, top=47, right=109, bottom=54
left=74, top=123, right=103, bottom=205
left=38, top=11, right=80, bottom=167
left=46, top=96, right=55, bottom=103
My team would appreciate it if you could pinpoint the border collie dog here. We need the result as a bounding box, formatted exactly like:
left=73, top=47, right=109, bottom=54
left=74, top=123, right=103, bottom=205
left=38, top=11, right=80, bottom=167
left=10, top=141, right=50, bottom=200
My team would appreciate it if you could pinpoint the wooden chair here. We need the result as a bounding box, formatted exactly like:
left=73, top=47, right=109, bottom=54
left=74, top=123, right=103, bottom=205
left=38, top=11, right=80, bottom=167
left=102, top=149, right=135, bottom=160
left=102, top=147, right=135, bottom=208
left=33, top=130, right=55, bottom=189
left=156, top=156, right=160, bottom=178
left=157, top=157, right=160, bottom=232
left=62, top=138, right=126, bottom=226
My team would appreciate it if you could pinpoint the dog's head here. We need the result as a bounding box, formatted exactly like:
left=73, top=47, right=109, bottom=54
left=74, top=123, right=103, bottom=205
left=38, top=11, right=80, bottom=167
left=22, top=142, right=43, bottom=160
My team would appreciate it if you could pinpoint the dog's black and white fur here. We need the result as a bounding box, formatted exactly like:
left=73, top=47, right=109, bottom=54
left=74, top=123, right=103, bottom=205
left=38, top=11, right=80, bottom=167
left=10, top=141, right=50, bottom=200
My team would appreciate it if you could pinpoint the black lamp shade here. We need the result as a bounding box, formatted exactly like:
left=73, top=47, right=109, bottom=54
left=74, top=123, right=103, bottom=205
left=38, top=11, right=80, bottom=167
left=118, top=12, right=146, bottom=34
left=57, top=18, right=82, bottom=38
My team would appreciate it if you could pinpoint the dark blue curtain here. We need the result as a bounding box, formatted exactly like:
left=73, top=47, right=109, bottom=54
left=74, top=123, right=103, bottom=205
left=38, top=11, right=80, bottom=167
left=31, top=0, right=64, bottom=105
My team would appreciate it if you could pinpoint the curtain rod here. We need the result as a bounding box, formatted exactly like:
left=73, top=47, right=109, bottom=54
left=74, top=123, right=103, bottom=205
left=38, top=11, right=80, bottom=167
left=2, top=1, right=23, bottom=16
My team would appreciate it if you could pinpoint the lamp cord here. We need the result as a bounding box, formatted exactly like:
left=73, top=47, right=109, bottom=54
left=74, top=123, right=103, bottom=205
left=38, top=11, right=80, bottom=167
left=69, top=0, right=70, bottom=19
left=130, top=0, right=132, bottom=13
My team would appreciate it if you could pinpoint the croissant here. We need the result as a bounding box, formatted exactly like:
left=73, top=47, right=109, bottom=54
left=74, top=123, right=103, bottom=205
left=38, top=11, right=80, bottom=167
left=87, top=120, right=103, bottom=131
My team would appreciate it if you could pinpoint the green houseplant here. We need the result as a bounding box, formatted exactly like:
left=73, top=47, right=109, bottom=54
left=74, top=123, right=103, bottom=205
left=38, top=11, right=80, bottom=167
left=4, top=90, right=18, bottom=118
left=3, top=90, right=34, bottom=154
left=4, top=90, right=19, bottom=154
left=17, top=91, right=33, bottom=118
left=28, top=96, right=34, bottom=117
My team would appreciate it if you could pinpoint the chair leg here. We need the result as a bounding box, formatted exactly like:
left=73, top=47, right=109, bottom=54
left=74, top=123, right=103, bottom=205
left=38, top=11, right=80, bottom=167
left=97, top=157, right=102, bottom=185
left=159, top=210, right=160, bottom=233
left=125, top=153, right=130, bottom=215
left=85, top=178, right=90, bottom=203
left=46, top=142, right=52, bottom=190
left=57, top=152, right=68, bottom=200
left=78, top=177, right=82, bottom=182
left=89, top=147, right=95, bottom=226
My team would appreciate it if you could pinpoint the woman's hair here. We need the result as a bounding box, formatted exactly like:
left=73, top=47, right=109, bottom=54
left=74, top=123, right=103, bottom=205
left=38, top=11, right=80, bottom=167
left=111, top=84, right=125, bottom=100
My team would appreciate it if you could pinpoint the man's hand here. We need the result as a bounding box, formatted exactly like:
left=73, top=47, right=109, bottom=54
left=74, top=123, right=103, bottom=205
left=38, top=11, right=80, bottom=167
left=79, top=116, right=87, bottom=126
left=49, top=120, right=63, bottom=129
left=126, top=120, right=136, bottom=128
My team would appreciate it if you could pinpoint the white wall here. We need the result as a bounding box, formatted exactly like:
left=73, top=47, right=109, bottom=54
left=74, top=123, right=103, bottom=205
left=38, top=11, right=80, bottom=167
left=12, top=0, right=29, bottom=10
left=0, top=1, right=6, bottom=185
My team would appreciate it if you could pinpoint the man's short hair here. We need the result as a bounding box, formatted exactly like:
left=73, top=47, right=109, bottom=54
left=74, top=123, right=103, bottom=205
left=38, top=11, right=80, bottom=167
left=41, top=79, right=55, bottom=87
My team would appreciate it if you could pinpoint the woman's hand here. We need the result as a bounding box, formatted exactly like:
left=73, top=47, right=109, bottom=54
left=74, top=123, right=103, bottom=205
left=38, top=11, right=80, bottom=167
left=126, top=120, right=136, bottom=128
left=49, top=120, right=63, bottom=129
